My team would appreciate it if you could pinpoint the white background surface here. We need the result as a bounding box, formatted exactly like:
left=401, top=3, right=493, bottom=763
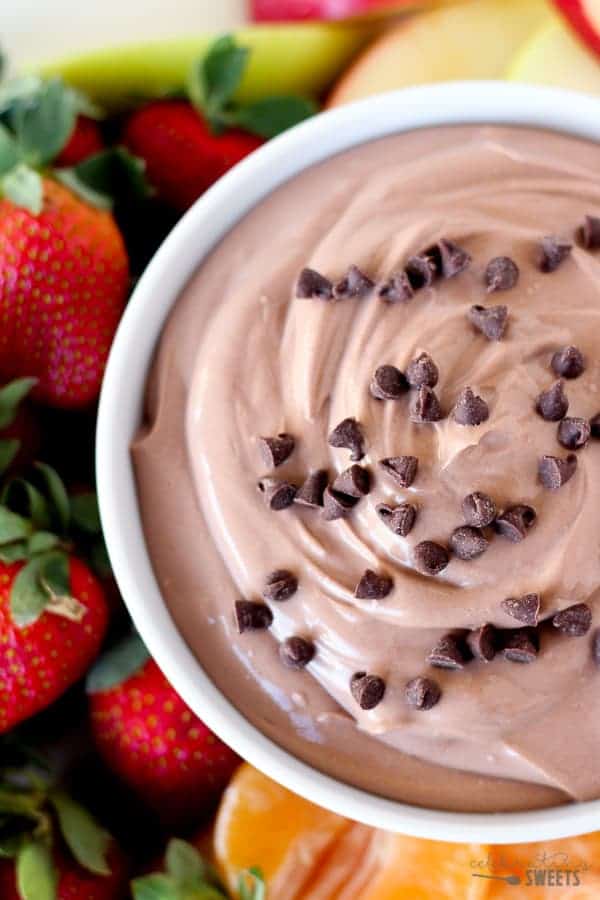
left=2, top=0, right=244, bottom=69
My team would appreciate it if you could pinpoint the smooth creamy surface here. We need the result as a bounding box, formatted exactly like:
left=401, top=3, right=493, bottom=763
left=133, top=126, right=600, bottom=812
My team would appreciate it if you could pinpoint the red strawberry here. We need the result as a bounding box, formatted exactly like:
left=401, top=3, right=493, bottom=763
left=122, top=100, right=263, bottom=211
left=55, top=115, right=105, bottom=167
left=0, top=842, right=128, bottom=900
left=0, top=555, right=108, bottom=733
left=0, top=178, right=129, bottom=409
left=88, top=636, right=240, bottom=826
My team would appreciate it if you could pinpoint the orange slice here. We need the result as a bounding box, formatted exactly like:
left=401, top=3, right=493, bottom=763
left=213, top=763, right=349, bottom=898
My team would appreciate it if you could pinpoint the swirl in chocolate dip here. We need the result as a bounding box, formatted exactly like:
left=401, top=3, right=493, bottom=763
left=133, top=126, right=600, bottom=813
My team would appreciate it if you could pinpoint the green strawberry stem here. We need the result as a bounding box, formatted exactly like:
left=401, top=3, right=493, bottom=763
left=189, top=34, right=316, bottom=138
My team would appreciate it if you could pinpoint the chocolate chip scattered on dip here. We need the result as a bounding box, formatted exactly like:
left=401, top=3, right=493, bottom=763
left=133, top=126, right=600, bottom=813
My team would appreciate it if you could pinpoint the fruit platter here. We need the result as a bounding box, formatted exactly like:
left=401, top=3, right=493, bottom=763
left=3, top=1, right=600, bottom=898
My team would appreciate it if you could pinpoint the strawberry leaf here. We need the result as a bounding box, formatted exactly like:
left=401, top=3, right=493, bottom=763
left=0, top=506, right=32, bottom=545
left=70, top=493, right=101, bottom=535
left=10, top=557, right=48, bottom=627
left=55, top=146, right=151, bottom=211
left=0, top=377, right=37, bottom=429
left=0, top=541, right=28, bottom=563
left=230, top=96, right=316, bottom=139
left=165, top=839, right=206, bottom=884
left=1, top=164, right=43, bottom=214
left=2, top=478, right=51, bottom=530
left=131, top=873, right=181, bottom=900
left=39, top=551, right=70, bottom=598
left=16, top=841, right=57, bottom=900
left=9, top=77, right=76, bottom=166
left=192, top=35, right=250, bottom=126
left=50, top=790, right=111, bottom=876
left=34, top=463, right=70, bottom=532
left=0, top=123, right=19, bottom=177
left=0, top=439, right=19, bottom=475
left=27, top=532, right=62, bottom=556
left=90, top=537, right=112, bottom=579
left=86, top=633, right=149, bottom=693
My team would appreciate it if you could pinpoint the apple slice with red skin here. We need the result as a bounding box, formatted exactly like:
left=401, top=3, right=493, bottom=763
left=251, top=0, right=422, bottom=22
left=553, top=0, right=600, bottom=57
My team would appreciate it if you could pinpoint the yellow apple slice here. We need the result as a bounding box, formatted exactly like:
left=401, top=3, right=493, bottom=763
left=553, top=0, right=600, bottom=57
left=508, top=18, right=600, bottom=93
left=328, top=0, right=548, bottom=106
left=33, top=24, right=370, bottom=111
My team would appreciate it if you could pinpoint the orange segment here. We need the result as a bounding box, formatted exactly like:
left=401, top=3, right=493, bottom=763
left=353, top=834, right=490, bottom=900
left=213, top=763, right=349, bottom=898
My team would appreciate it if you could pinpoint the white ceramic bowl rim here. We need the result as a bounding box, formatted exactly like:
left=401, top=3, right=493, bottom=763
left=97, top=82, right=600, bottom=844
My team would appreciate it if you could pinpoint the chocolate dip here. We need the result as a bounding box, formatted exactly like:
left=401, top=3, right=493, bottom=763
left=133, top=125, right=600, bottom=812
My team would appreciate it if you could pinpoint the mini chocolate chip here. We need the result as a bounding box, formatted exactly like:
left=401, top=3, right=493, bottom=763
left=501, top=593, right=540, bottom=627
left=263, top=569, right=298, bottom=603
left=322, top=486, right=358, bottom=521
left=428, top=634, right=467, bottom=669
left=539, top=235, right=572, bottom=273
left=536, top=380, right=569, bottom=421
left=295, top=469, right=328, bottom=508
left=378, top=271, right=414, bottom=303
left=280, top=636, right=315, bottom=669
left=406, top=352, right=439, bottom=388
left=462, top=492, right=497, bottom=528
left=258, top=478, right=297, bottom=510
left=494, top=505, right=537, bottom=542
left=332, top=465, right=370, bottom=498
left=503, top=628, right=538, bottom=663
left=351, top=672, right=385, bottom=710
left=328, top=417, right=365, bottom=461
left=579, top=215, right=600, bottom=250
left=258, top=433, right=295, bottom=469
left=379, top=456, right=418, bottom=488
left=552, top=603, right=592, bottom=637
left=551, top=346, right=585, bottom=379
left=538, top=454, right=577, bottom=490
left=376, top=502, right=417, bottom=537
left=557, top=417, right=591, bottom=450
left=370, top=364, right=409, bottom=400
left=591, top=413, right=600, bottom=439
left=414, top=541, right=450, bottom=576
left=235, top=600, right=273, bottom=633
left=405, top=676, right=442, bottom=710
left=296, top=267, right=333, bottom=299
left=355, top=569, right=393, bottom=600
left=452, top=387, right=489, bottom=426
left=406, top=252, right=437, bottom=289
left=410, top=385, right=443, bottom=423
left=468, top=304, right=508, bottom=341
left=485, top=256, right=520, bottom=293
left=467, top=624, right=497, bottom=662
left=450, top=526, right=489, bottom=560
left=437, top=239, right=471, bottom=278
left=335, top=265, right=374, bottom=299
left=592, top=629, right=600, bottom=666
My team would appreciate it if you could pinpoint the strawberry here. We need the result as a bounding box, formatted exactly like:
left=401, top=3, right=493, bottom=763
left=131, top=838, right=264, bottom=900
left=121, top=35, right=316, bottom=211
left=0, top=762, right=128, bottom=900
left=55, top=116, right=104, bottom=167
left=0, top=464, right=109, bottom=732
left=0, top=178, right=128, bottom=409
left=87, top=636, right=240, bottom=827
left=122, top=100, right=263, bottom=212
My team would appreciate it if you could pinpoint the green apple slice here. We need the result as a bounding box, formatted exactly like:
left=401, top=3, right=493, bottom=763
left=32, top=24, right=370, bottom=111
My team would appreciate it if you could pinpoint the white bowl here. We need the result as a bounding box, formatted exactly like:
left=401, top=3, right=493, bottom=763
left=97, top=82, right=600, bottom=844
